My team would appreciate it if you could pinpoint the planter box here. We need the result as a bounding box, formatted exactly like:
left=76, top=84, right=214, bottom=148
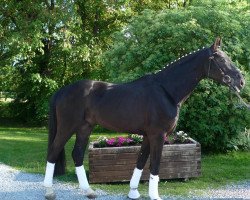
left=89, top=138, right=201, bottom=183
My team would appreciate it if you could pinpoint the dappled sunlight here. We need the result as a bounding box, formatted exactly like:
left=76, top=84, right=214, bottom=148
left=0, top=127, right=48, bottom=141
left=0, top=136, right=47, bottom=142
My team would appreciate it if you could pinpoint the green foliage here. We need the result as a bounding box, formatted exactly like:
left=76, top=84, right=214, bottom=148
left=0, top=0, right=131, bottom=123
left=10, top=74, right=58, bottom=123
left=103, top=0, right=250, bottom=152
left=0, top=101, right=12, bottom=119
left=227, top=129, right=250, bottom=151
left=178, top=81, right=250, bottom=152
left=95, top=136, right=109, bottom=148
left=128, top=134, right=143, bottom=144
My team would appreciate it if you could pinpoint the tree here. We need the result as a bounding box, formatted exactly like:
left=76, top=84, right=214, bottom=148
left=0, top=0, right=73, bottom=122
left=0, top=0, right=123, bottom=122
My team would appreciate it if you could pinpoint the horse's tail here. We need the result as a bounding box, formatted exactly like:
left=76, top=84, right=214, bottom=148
left=47, top=94, right=66, bottom=176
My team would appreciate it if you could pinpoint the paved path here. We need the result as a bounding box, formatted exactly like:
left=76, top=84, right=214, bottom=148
left=0, top=163, right=249, bottom=200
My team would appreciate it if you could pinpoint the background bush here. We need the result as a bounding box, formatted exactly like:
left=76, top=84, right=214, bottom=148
left=103, top=1, right=250, bottom=152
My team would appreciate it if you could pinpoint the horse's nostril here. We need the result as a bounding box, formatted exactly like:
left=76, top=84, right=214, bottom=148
left=240, top=80, right=244, bottom=87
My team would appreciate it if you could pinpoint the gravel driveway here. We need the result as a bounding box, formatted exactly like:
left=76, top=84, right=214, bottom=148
left=0, top=163, right=249, bottom=200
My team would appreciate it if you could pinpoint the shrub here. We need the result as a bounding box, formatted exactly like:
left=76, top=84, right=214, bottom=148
left=0, top=101, right=12, bottom=119
left=227, top=129, right=250, bottom=151
left=178, top=80, right=250, bottom=152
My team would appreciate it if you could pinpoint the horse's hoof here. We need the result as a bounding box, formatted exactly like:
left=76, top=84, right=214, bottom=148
left=128, top=188, right=140, bottom=199
left=87, top=193, right=97, bottom=199
left=83, top=188, right=97, bottom=199
left=45, top=187, right=56, bottom=200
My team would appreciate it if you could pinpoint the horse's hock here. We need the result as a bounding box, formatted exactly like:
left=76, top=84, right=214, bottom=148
left=88, top=138, right=201, bottom=183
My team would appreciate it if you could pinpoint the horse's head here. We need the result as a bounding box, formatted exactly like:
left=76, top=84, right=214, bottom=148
left=206, top=38, right=245, bottom=93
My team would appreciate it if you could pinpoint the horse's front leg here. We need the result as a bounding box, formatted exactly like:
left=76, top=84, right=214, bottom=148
left=128, top=135, right=150, bottom=199
left=148, top=133, right=165, bottom=200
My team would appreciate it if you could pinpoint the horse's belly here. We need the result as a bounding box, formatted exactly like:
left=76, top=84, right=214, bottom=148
left=99, top=114, right=144, bottom=132
left=91, top=105, right=145, bottom=133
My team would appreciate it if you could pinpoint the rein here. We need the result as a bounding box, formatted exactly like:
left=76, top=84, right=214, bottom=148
left=234, top=91, right=250, bottom=110
left=208, top=55, right=250, bottom=110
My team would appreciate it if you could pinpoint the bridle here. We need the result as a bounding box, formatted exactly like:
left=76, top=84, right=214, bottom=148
left=207, top=53, right=232, bottom=86
left=207, top=52, right=250, bottom=110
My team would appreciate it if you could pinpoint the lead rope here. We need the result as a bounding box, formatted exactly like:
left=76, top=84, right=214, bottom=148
left=234, top=91, right=250, bottom=110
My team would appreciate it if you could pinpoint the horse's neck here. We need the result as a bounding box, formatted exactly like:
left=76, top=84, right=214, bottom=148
left=155, top=54, right=206, bottom=105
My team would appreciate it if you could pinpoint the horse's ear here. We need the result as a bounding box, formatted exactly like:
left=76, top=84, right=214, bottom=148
left=211, top=37, right=222, bottom=52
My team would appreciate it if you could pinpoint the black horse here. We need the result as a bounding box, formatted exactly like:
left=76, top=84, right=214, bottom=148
left=43, top=38, right=245, bottom=200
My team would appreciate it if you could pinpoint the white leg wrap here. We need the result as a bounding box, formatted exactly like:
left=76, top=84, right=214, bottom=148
left=128, top=168, right=143, bottom=199
left=76, top=165, right=90, bottom=190
left=44, top=162, right=55, bottom=187
left=130, top=168, right=143, bottom=188
left=76, top=166, right=96, bottom=198
left=149, top=174, right=161, bottom=200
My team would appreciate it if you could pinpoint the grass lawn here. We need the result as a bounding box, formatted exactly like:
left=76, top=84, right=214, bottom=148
left=0, top=125, right=249, bottom=196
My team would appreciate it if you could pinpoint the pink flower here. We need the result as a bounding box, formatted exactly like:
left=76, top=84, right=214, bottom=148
left=107, top=138, right=116, bottom=146
left=95, top=134, right=143, bottom=148
left=116, top=137, right=126, bottom=147
left=118, top=137, right=126, bottom=143
left=126, top=138, right=133, bottom=143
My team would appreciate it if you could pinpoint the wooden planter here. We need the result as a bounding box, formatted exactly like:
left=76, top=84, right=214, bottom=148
left=88, top=138, right=201, bottom=183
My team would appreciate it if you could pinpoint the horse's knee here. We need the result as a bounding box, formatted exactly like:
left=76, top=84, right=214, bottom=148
left=72, top=146, right=84, bottom=167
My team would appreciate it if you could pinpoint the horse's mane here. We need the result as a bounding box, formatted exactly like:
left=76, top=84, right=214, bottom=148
left=154, top=47, right=207, bottom=74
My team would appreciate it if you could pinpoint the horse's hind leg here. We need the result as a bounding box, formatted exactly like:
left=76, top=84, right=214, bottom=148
left=44, top=162, right=56, bottom=200
left=128, top=135, right=150, bottom=199
left=44, top=125, right=74, bottom=200
left=72, top=123, right=96, bottom=199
